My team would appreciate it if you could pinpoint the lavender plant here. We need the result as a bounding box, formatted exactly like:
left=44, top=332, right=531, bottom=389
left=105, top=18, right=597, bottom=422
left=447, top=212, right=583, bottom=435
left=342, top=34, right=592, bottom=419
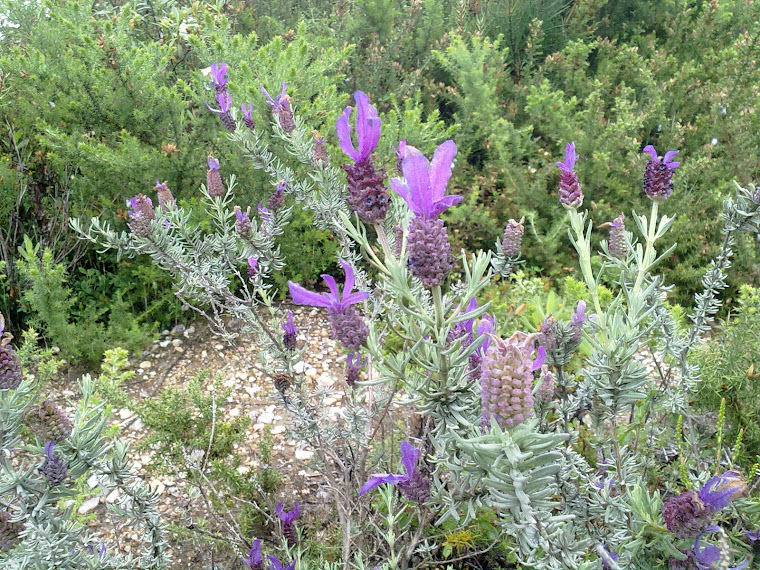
left=72, top=60, right=760, bottom=569
left=0, top=315, right=169, bottom=568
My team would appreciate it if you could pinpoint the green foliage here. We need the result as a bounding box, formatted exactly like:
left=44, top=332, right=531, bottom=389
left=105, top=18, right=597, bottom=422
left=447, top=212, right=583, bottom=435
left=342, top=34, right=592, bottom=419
left=694, top=285, right=760, bottom=469
left=16, top=237, right=153, bottom=364
left=13, top=327, right=64, bottom=385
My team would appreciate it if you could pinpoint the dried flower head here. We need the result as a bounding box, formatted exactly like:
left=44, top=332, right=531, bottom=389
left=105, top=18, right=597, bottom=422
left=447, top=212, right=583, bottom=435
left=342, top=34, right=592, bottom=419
left=663, top=490, right=715, bottom=539
left=126, top=194, right=156, bottom=237
left=501, top=217, right=525, bottom=257
left=154, top=180, right=174, bottom=210
left=25, top=400, right=73, bottom=442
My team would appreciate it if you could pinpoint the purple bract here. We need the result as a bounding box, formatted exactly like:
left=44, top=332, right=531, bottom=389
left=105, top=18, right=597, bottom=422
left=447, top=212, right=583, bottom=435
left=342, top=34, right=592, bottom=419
left=336, top=91, right=381, bottom=164
left=359, top=441, right=429, bottom=503
left=390, top=140, right=462, bottom=219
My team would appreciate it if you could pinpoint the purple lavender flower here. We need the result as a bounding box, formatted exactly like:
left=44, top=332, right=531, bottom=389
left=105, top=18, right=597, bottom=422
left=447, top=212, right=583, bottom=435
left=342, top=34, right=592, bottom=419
left=208, top=61, right=229, bottom=90
left=448, top=298, right=496, bottom=375
left=693, top=526, right=749, bottom=570
left=241, top=539, right=263, bottom=569
left=268, top=556, right=296, bottom=570
left=642, top=145, right=680, bottom=201
left=276, top=502, right=300, bottom=547
left=154, top=180, right=174, bottom=210
left=206, top=156, right=225, bottom=197
left=258, top=202, right=274, bottom=226
left=247, top=257, right=258, bottom=281
left=241, top=103, right=255, bottom=130
left=281, top=310, right=297, bottom=351
left=390, top=140, right=462, bottom=219
left=38, top=440, right=67, bottom=486
left=556, top=142, right=583, bottom=208
left=391, top=141, right=461, bottom=287
left=235, top=206, right=252, bottom=238
left=126, top=194, right=156, bottom=237
left=288, top=260, right=369, bottom=350
left=337, top=91, right=388, bottom=223
left=601, top=545, right=619, bottom=570
left=481, top=332, right=546, bottom=429
left=608, top=213, right=626, bottom=259
left=261, top=82, right=295, bottom=133
left=345, top=352, right=366, bottom=387
left=206, top=90, right=236, bottom=132
left=698, top=471, right=747, bottom=510
left=501, top=217, right=525, bottom=257
left=268, top=180, right=286, bottom=211
left=312, top=131, right=329, bottom=167
left=359, top=441, right=429, bottom=504
left=535, top=371, right=554, bottom=403
left=746, top=529, right=760, bottom=552
left=87, top=542, right=106, bottom=560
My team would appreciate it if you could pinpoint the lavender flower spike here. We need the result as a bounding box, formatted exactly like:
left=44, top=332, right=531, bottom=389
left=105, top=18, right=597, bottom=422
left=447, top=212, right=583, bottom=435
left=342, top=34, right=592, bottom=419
left=206, top=156, right=225, bottom=197
left=281, top=310, right=298, bottom=351
left=642, top=144, right=680, bottom=201
left=268, top=556, right=296, bottom=570
left=336, top=91, right=381, bottom=164
left=390, top=140, right=462, bottom=219
left=345, top=352, right=367, bottom=387
left=241, top=539, right=263, bottom=569
left=277, top=502, right=300, bottom=547
left=247, top=257, right=258, bottom=281
left=261, top=82, right=295, bottom=132
left=206, top=90, right=236, bottom=132
left=288, top=260, right=369, bottom=350
left=241, top=103, right=255, bottom=130
left=556, top=142, right=583, bottom=208
left=359, top=441, right=429, bottom=503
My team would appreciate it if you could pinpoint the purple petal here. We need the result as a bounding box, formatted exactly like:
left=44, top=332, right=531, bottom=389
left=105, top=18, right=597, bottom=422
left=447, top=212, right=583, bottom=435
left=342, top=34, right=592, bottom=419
left=663, top=150, right=680, bottom=164
left=698, top=471, right=747, bottom=511
left=395, top=140, right=407, bottom=159
left=288, top=281, right=331, bottom=308
left=321, top=274, right=340, bottom=306
left=400, top=441, right=421, bottom=478
left=208, top=156, right=220, bottom=170
left=429, top=140, right=457, bottom=202
left=268, top=555, right=284, bottom=570
left=428, top=195, right=463, bottom=219
left=642, top=145, right=659, bottom=161
left=354, top=91, right=380, bottom=161
left=341, top=291, right=370, bottom=307
left=340, top=259, right=356, bottom=296
left=574, top=300, right=586, bottom=323
left=260, top=84, right=275, bottom=106
left=400, top=147, right=431, bottom=216
left=336, top=107, right=359, bottom=162
left=531, top=345, right=547, bottom=371
left=390, top=177, right=414, bottom=208
left=359, top=474, right=408, bottom=496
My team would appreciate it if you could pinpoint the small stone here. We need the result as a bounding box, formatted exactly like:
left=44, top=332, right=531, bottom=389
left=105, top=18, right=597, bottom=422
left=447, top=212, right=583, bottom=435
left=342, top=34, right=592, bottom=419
left=87, top=475, right=100, bottom=489
left=79, top=497, right=100, bottom=514
left=293, top=362, right=306, bottom=374
left=295, top=449, right=314, bottom=461
left=271, top=425, right=286, bottom=435
left=229, top=408, right=241, bottom=418
left=171, top=324, right=186, bottom=335
left=106, top=489, right=120, bottom=503
left=118, top=408, right=133, bottom=420
left=171, top=339, right=183, bottom=348
left=183, top=326, right=195, bottom=338
left=258, top=411, right=275, bottom=424
left=159, top=340, right=170, bottom=348
left=139, top=361, right=152, bottom=369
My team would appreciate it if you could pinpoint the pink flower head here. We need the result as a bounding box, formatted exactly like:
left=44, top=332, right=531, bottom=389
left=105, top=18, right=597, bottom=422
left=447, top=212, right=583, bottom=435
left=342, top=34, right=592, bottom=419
left=336, top=91, right=381, bottom=164
left=209, top=61, right=228, bottom=88
left=288, top=260, right=369, bottom=313
left=390, top=140, right=462, bottom=219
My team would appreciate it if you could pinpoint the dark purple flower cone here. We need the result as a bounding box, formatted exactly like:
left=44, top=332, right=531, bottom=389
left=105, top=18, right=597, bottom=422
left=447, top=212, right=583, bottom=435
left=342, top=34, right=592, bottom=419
left=343, top=159, right=389, bottom=223
left=219, top=111, right=236, bottom=133
left=406, top=217, right=455, bottom=288
left=663, top=490, right=715, bottom=539
left=127, top=194, right=155, bottom=237
left=283, top=332, right=297, bottom=351
left=643, top=160, right=675, bottom=201
left=312, top=134, right=329, bottom=167
left=278, top=101, right=296, bottom=133
left=327, top=306, right=369, bottom=350
left=272, top=371, right=291, bottom=396
left=283, top=524, right=297, bottom=548
left=668, top=551, right=699, bottom=569
left=398, top=470, right=430, bottom=504
left=0, top=510, right=24, bottom=552
left=0, top=341, right=22, bottom=390
left=39, top=442, right=68, bottom=486
left=267, top=188, right=285, bottom=211
left=25, top=401, right=73, bottom=443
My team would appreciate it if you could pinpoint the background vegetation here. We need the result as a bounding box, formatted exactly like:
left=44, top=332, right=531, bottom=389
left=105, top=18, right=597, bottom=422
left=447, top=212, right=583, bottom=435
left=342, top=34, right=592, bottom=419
left=0, top=0, right=758, bottom=364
